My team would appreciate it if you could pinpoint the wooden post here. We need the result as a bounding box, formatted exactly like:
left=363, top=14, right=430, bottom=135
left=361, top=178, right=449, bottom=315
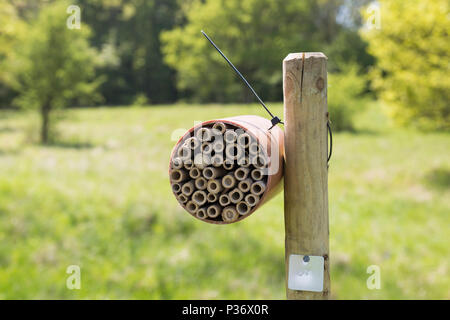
left=283, top=53, right=330, bottom=299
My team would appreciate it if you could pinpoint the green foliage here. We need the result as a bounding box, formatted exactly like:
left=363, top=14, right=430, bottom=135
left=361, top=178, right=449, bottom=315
left=328, top=65, right=368, bottom=131
left=0, top=2, right=27, bottom=106
left=424, top=167, right=450, bottom=191
left=161, top=0, right=351, bottom=102
left=9, top=1, right=101, bottom=142
left=1, top=0, right=376, bottom=106
left=132, top=93, right=149, bottom=106
left=76, top=0, right=180, bottom=104
left=0, top=104, right=448, bottom=299
left=0, top=2, right=25, bottom=82
left=362, top=0, right=450, bottom=130
left=325, top=29, right=375, bottom=73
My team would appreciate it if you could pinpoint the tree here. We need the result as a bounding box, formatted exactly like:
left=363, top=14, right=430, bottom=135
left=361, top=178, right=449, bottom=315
left=0, top=2, right=22, bottom=80
left=76, top=0, right=180, bottom=104
left=161, top=0, right=375, bottom=103
left=362, top=0, right=450, bottom=130
left=9, top=1, right=101, bottom=143
left=161, top=0, right=348, bottom=103
left=0, top=2, right=26, bottom=107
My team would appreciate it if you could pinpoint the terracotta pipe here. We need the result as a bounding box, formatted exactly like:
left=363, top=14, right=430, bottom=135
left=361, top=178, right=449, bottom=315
left=169, top=115, right=284, bottom=224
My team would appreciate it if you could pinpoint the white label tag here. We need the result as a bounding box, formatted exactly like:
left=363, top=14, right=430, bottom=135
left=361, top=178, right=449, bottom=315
left=288, top=254, right=324, bottom=292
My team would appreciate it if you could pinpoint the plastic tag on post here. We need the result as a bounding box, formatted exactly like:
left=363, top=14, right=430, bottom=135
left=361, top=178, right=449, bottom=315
left=288, top=254, right=324, bottom=292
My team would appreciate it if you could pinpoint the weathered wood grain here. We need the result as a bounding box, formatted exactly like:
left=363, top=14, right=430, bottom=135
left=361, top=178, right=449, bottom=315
left=283, top=52, right=330, bottom=299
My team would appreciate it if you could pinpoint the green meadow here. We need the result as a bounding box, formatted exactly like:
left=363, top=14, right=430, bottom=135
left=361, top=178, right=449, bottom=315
left=0, top=103, right=448, bottom=299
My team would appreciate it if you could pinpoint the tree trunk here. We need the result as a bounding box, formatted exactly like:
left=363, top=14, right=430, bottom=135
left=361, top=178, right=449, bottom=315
left=41, top=103, right=51, bottom=144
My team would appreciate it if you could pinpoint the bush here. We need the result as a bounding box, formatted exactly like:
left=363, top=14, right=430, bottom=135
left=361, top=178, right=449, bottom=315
left=132, top=93, right=149, bottom=106
left=328, top=65, right=368, bottom=131
left=362, top=0, right=450, bottom=130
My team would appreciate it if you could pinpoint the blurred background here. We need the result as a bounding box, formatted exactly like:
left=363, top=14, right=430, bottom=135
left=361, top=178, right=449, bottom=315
left=0, top=0, right=448, bottom=299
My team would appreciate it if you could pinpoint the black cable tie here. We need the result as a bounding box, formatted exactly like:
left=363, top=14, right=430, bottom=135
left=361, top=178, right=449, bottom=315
left=268, top=116, right=283, bottom=130
left=201, top=30, right=284, bottom=129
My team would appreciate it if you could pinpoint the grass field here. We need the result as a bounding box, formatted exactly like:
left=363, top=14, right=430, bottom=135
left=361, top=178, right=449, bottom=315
left=0, top=103, right=448, bottom=299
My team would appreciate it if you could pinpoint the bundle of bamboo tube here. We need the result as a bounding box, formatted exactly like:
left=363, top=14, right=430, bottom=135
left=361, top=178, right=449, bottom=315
left=169, top=116, right=284, bottom=224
